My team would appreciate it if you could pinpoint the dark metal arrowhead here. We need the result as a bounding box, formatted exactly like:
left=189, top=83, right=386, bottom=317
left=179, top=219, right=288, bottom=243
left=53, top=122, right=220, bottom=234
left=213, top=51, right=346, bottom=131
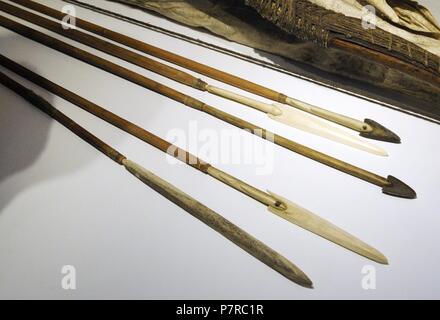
left=382, top=176, right=417, bottom=199
left=360, top=119, right=401, bottom=143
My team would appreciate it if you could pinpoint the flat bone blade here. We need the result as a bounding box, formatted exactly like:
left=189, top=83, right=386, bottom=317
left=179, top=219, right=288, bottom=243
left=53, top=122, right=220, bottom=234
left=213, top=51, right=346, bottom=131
left=267, top=191, right=388, bottom=264
left=269, top=104, right=388, bottom=156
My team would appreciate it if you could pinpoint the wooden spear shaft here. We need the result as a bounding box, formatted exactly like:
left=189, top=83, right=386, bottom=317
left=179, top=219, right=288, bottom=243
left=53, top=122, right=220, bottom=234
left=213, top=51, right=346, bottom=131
left=9, top=0, right=390, bottom=135
left=0, top=14, right=416, bottom=198
left=0, top=69, right=313, bottom=288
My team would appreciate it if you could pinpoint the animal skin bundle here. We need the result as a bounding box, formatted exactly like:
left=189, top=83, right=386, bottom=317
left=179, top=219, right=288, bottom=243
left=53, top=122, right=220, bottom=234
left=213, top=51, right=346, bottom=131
left=246, top=0, right=440, bottom=75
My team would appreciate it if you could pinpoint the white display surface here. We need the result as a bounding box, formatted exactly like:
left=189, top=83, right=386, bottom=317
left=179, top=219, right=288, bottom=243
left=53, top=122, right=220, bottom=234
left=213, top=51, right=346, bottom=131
left=0, top=0, right=439, bottom=299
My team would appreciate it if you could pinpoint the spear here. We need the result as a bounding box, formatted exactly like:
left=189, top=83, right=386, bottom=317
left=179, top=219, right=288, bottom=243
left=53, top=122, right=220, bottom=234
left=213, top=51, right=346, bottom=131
left=66, top=0, right=438, bottom=131
left=11, top=0, right=401, bottom=144
left=0, top=54, right=388, bottom=265
left=0, top=0, right=387, bottom=156
left=0, top=13, right=417, bottom=199
left=0, top=69, right=314, bottom=288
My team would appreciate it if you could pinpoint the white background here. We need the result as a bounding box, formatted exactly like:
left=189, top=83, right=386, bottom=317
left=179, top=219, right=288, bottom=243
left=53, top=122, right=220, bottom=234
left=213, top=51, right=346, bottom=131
left=0, top=0, right=439, bottom=299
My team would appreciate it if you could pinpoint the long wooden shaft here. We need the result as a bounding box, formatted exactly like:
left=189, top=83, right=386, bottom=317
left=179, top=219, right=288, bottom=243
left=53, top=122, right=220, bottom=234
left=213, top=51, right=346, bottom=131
left=0, top=70, right=312, bottom=287
left=0, top=14, right=394, bottom=190
left=9, top=0, right=370, bottom=132
left=0, top=54, right=279, bottom=208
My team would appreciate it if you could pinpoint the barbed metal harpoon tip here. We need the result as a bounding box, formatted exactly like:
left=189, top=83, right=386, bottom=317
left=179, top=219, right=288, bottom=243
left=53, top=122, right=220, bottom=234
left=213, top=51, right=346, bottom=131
left=360, top=119, right=401, bottom=143
left=382, top=176, right=417, bottom=199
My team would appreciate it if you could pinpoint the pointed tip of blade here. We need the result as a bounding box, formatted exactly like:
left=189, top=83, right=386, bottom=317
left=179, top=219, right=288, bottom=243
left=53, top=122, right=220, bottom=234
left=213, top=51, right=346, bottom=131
left=303, top=282, right=314, bottom=289
left=275, top=255, right=314, bottom=288
left=380, top=255, right=389, bottom=265
left=360, top=119, right=401, bottom=143
left=370, top=147, right=389, bottom=157
left=273, top=251, right=314, bottom=288
left=291, top=273, right=314, bottom=289
left=383, top=176, right=417, bottom=199
left=367, top=248, right=389, bottom=265
left=295, top=273, right=314, bottom=289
